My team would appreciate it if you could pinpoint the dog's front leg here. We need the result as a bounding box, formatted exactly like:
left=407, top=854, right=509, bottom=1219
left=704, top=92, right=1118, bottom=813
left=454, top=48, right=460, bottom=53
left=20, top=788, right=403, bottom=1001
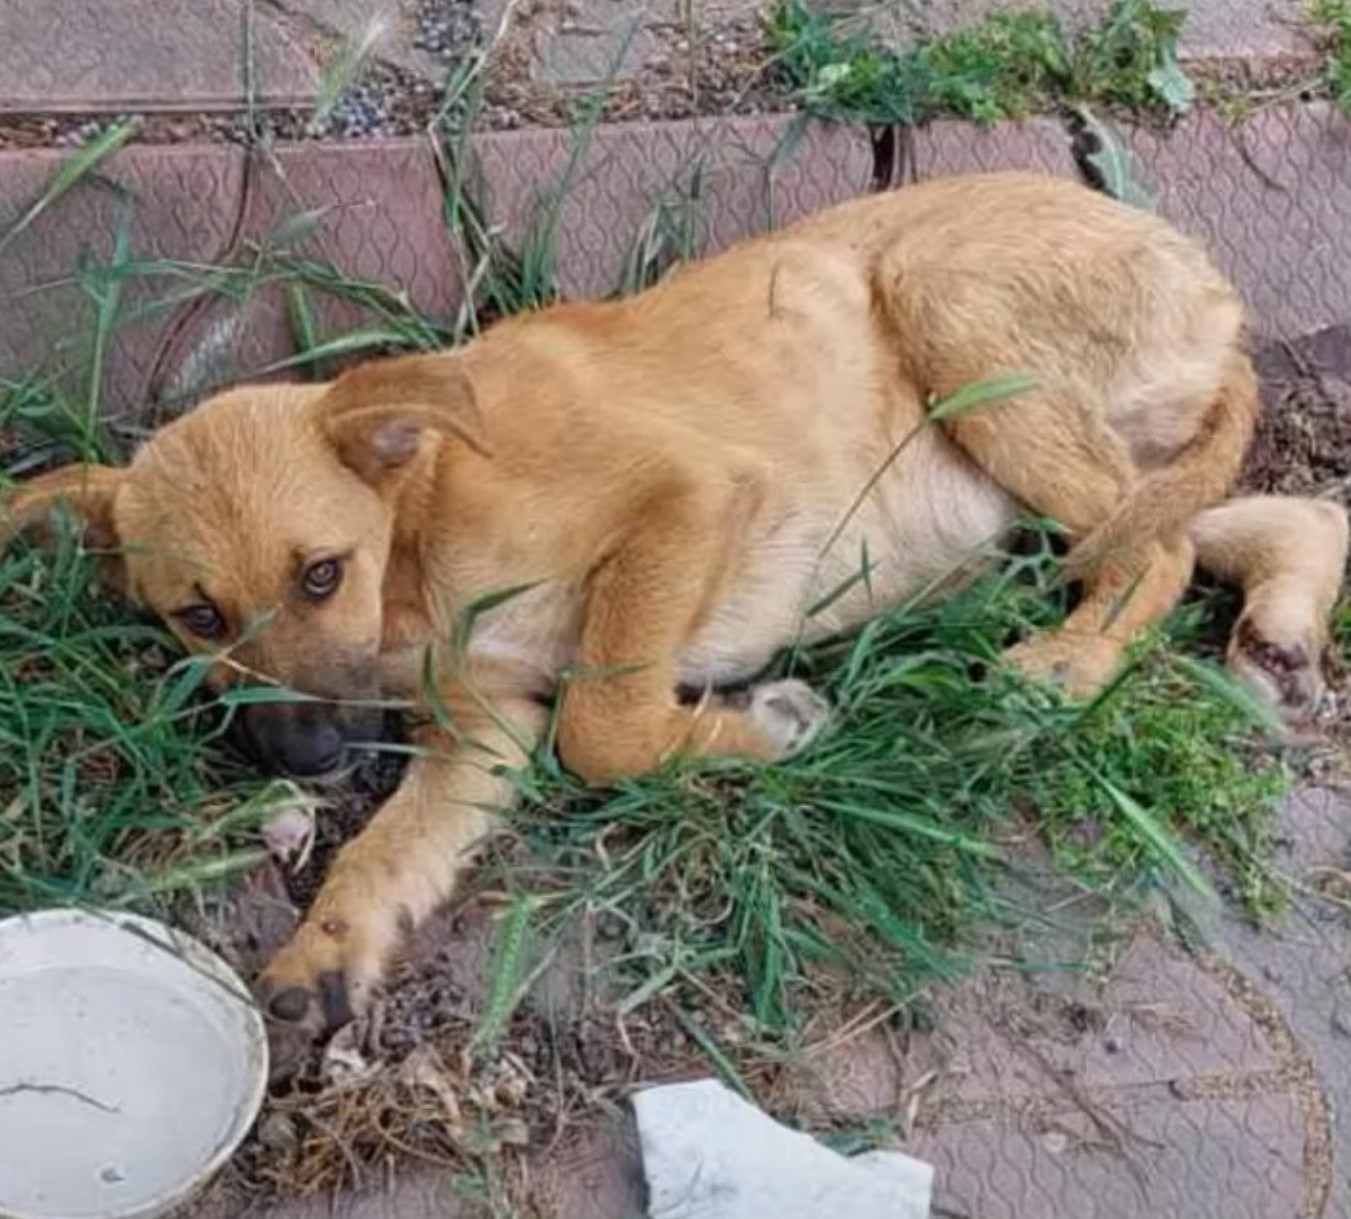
left=557, top=471, right=830, bottom=785
left=258, top=692, right=546, bottom=1036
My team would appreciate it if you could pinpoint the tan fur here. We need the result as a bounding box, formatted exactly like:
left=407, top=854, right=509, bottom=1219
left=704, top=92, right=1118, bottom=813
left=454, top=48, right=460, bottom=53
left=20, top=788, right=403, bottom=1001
left=5, top=172, right=1346, bottom=1032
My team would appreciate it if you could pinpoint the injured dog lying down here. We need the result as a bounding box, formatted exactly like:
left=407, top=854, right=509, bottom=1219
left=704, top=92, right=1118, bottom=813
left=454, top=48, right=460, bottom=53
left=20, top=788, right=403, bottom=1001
left=4, top=171, right=1347, bottom=1036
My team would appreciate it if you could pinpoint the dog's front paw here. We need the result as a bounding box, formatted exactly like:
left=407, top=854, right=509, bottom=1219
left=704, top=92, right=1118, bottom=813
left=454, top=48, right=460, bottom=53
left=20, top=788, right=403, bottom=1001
left=257, top=884, right=405, bottom=1047
left=1003, top=633, right=1122, bottom=699
left=749, top=678, right=832, bottom=759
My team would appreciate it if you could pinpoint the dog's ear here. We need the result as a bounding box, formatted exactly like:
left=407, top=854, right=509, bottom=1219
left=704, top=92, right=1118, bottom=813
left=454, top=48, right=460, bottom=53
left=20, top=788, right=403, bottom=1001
left=317, top=356, right=490, bottom=484
left=1, top=464, right=123, bottom=552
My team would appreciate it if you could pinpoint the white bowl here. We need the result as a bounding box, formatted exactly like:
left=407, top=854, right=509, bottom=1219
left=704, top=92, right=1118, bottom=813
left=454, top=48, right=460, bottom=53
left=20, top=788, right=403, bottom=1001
left=0, top=908, right=268, bottom=1219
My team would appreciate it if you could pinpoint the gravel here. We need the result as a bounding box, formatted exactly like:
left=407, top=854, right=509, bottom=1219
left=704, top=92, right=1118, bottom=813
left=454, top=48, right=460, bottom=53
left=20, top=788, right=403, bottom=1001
left=413, top=0, right=483, bottom=59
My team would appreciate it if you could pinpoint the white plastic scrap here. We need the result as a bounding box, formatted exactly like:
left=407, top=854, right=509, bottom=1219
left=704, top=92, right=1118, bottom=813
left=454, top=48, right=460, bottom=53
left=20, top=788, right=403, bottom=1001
left=633, top=1078, right=933, bottom=1219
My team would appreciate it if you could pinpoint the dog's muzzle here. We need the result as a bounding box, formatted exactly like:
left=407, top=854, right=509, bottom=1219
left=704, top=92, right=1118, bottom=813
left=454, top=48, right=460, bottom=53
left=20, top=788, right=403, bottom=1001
left=236, top=701, right=386, bottom=779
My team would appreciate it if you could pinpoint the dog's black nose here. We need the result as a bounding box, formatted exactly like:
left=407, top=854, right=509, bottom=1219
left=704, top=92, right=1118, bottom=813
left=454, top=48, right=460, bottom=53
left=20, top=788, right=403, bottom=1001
left=238, top=702, right=349, bottom=778
left=278, top=720, right=346, bottom=777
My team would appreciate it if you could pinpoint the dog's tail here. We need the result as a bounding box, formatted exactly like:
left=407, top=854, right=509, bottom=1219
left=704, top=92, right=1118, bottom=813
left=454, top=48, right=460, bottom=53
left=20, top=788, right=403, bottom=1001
left=1068, top=351, right=1261, bottom=574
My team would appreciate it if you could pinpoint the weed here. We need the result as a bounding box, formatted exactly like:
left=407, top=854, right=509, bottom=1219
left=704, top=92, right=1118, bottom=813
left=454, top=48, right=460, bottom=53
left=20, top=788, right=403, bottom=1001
left=493, top=539, right=1288, bottom=1031
left=0, top=532, right=287, bottom=913
left=769, top=0, right=1196, bottom=126
left=768, top=1, right=930, bottom=124
left=1308, top=0, right=1351, bottom=112
left=920, top=11, right=1070, bottom=125
left=1072, top=0, right=1194, bottom=114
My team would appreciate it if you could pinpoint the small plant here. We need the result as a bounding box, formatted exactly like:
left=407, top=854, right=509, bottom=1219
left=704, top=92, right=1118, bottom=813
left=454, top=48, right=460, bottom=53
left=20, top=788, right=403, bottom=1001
left=1308, top=0, right=1351, bottom=112
left=1072, top=0, right=1195, bottom=114
left=769, top=0, right=1196, bottom=127
left=0, top=530, right=283, bottom=913
left=767, top=0, right=931, bottom=124
left=919, top=10, right=1070, bottom=124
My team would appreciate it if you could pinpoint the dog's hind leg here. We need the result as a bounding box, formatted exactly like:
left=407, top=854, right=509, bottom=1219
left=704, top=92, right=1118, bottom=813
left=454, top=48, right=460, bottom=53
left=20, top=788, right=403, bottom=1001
left=934, top=383, right=1195, bottom=695
left=258, top=689, right=548, bottom=1041
left=1003, top=534, right=1197, bottom=696
left=1189, top=495, right=1349, bottom=721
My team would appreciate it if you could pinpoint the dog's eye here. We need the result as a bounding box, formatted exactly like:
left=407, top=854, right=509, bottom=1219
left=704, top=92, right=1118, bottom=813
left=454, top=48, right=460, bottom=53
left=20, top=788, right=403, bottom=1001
left=301, top=558, right=343, bottom=602
left=175, top=604, right=226, bottom=640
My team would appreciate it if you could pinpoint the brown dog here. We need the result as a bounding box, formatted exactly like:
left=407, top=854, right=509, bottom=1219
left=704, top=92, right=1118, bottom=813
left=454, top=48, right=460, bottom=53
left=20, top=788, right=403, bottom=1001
left=5, top=172, right=1347, bottom=1033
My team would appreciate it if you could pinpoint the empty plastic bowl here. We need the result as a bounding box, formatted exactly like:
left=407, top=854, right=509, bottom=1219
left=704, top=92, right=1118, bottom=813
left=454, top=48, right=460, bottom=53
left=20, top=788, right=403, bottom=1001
left=0, top=908, right=268, bottom=1219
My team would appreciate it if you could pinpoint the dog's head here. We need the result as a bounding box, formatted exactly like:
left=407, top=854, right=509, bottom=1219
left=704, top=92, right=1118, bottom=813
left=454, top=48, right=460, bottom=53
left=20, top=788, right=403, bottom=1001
left=2, top=357, right=487, bottom=778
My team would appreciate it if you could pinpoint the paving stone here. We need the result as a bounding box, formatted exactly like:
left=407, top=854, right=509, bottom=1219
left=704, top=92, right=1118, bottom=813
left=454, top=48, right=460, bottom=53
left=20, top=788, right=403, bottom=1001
left=267, top=0, right=452, bottom=79
left=903, top=116, right=1078, bottom=180
left=245, top=139, right=463, bottom=319
left=0, top=0, right=320, bottom=114
left=0, top=117, right=869, bottom=416
left=910, top=1092, right=1310, bottom=1218
left=506, top=0, right=765, bottom=89
left=0, top=143, right=249, bottom=417
left=1124, top=102, right=1351, bottom=341
left=473, top=114, right=874, bottom=298
left=1057, top=0, right=1311, bottom=63
left=927, top=936, right=1280, bottom=1104
left=1211, top=787, right=1351, bottom=1218
left=816, top=0, right=1311, bottom=65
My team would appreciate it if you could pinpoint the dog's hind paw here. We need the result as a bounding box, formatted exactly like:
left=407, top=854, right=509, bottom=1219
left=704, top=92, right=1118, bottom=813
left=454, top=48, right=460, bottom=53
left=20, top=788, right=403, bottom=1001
left=1227, top=612, right=1327, bottom=724
left=1002, top=632, right=1123, bottom=699
left=749, top=678, right=832, bottom=759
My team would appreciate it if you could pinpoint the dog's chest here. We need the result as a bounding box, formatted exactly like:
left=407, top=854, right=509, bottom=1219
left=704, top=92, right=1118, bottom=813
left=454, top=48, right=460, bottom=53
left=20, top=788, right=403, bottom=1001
left=676, top=432, right=1018, bottom=688
left=462, top=581, right=581, bottom=683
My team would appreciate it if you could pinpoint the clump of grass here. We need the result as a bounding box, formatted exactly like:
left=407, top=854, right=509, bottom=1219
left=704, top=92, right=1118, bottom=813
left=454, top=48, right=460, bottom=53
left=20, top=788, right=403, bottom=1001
left=1072, top=0, right=1194, bottom=113
left=1308, top=0, right=1351, bottom=112
left=921, top=11, right=1071, bottom=124
left=0, top=531, right=283, bottom=914
left=498, top=543, right=1289, bottom=1032
left=769, top=0, right=1196, bottom=126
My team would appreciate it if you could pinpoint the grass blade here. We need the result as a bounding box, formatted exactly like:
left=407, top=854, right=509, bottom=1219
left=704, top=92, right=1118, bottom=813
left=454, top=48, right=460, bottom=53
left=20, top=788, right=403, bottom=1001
left=0, top=119, right=139, bottom=258
left=1091, top=770, right=1217, bottom=901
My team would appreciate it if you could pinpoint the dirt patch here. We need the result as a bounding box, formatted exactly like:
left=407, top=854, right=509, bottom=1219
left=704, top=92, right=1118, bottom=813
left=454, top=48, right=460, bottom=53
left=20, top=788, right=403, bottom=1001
left=1248, top=327, right=1351, bottom=502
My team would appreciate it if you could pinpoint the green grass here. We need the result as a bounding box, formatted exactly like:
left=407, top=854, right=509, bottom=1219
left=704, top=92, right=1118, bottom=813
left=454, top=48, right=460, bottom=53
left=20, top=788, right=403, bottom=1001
left=1308, top=0, right=1351, bottom=112
left=0, top=38, right=1297, bottom=1049
left=0, top=534, right=295, bottom=912
left=769, top=0, right=1196, bottom=127
left=492, top=548, right=1287, bottom=1031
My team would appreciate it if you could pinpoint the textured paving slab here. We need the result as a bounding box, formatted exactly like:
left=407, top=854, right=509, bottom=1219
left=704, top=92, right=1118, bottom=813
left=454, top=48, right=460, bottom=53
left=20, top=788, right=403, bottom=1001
left=901, top=116, right=1078, bottom=180
left=1124, top=102, right=1351, bottom=342
left=475, top=115, right=873, bottom=297
left=775, top=917, right=1322, bottom=1217
left=831, top=0, right=1314, bottom=66
left=912, top=1093, right=1311, bottom=1219
left=268, top=0, right=462, bottom=80
left=0, top=0, right=320, bottom=114
left=0, top=116, right=870, bottom=417
left=484, top=0, right=765, bottom=89
left=1209, top=787, right=1351, bottom=1218
left=0, top=144, right=250, bottom=420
